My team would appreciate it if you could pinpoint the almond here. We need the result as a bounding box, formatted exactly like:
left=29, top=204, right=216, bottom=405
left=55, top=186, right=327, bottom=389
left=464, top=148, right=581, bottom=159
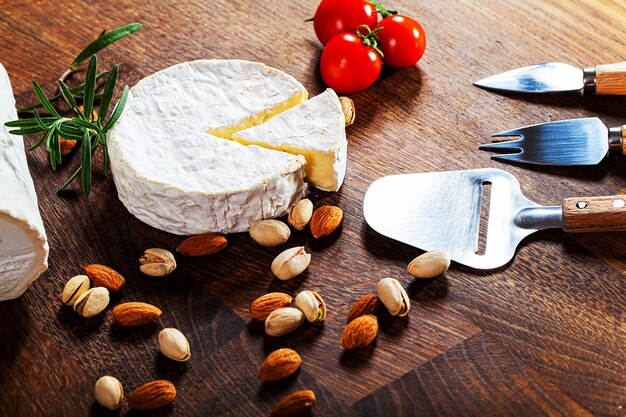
left=259, top=348, right=301, bottom=382
left=341, top=314, right=378, bottom=350
left=112, top=302, right=162, bottom=327
left=271, top=390, right=316, bottom=417
left=61, top=105, right=96, bottom=155
left=347, top=294, right=381, bottom=323
left=309, top=205, right=343, bottom=238
left=176, top=232, right=227, bottom=256
left=249, top=292, right=292, bottom=320
left=60, top=137, right=76, bottom=156
left=84, top=264, right=126, bottom=292
left=127, top=380, right=176, bottom=410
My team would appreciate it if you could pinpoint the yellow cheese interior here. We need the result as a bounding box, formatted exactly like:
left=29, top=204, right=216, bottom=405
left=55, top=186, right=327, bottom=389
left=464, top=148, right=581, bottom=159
left=230, top=137, right=337, bottom=191
left=207, top=90, right=308, bottom=139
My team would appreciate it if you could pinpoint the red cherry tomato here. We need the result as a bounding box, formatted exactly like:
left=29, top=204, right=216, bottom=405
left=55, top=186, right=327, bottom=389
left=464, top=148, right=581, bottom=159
left=320, top=30, right=383, bottom=94
left=313, top=0, right=378, bottom=45
left=375, top=15, right=426, bottom=68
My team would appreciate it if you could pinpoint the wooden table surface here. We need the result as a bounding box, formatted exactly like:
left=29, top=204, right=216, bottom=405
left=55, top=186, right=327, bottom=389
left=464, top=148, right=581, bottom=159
left=1, top=0, right=625, bottom=416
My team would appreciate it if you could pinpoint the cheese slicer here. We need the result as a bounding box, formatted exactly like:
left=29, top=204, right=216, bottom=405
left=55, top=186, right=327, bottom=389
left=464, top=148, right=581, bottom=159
left=363, top=168, right=626, bottom=270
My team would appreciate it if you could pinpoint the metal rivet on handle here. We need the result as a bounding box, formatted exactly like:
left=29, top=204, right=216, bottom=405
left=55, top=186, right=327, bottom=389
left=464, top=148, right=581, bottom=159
left=612, top=199, right=625, bottom=208
left=576, top=202, right=588, bottom=209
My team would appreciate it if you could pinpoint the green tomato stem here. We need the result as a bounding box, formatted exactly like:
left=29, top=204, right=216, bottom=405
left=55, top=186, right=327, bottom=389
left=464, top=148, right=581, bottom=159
left=356, top=25, right=384, bottom=58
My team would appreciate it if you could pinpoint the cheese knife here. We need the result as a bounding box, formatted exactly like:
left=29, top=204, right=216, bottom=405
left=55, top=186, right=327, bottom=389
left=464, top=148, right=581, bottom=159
left=474, top=61, right=626, bottom=95
left=480, top=117, right=626, bottom=166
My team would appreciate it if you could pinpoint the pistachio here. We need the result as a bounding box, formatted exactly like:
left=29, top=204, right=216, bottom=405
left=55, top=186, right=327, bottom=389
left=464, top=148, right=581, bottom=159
left=94, top=376, right=124, bottom=410
left=287, top=199, right=313, bottom=231
left=271, top=247, right=311, bottom=280
left=265, top=307, right=305, bottom=337
left=295, top=291, right=326, bottom=323
left=249, top=220, right=291, bottom=247
left=73, top=287, right=110, bottom=318
left=158, top=328, right=191, bottom=362
left=339, top=96, right=355, bottom=126
left=407, top=250, right=451, bottom=278
left=61, top=275, right=90, bottom=306
left=377, top=278, right=410, bottom=317
left=139, top=248, right=177, bottom=277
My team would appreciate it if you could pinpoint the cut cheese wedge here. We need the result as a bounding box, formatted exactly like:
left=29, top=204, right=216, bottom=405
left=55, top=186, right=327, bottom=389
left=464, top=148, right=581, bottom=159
left=108, top=60, right=309, bottom=235
left=233, top=89, right=347, bottom=192
left=0, top=63, right=49, bottom=300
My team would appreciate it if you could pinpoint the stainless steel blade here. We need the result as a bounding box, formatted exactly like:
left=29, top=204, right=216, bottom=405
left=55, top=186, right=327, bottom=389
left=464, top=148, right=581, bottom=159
left=480, top=117, right=608, bottom=165
left=474, top=62, right=583, bottom=93
left=363, top=168, right=562, bottom=270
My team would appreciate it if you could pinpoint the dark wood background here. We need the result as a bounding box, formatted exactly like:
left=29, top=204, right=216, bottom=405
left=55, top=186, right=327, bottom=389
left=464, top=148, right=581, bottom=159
left=1, top=0, right=625, bottom=415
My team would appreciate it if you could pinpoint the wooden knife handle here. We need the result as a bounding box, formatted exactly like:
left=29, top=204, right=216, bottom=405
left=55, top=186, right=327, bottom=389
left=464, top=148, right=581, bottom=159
left=595, top=61, right=626, bottom=95
left=562, top=195, right=626, bottom=233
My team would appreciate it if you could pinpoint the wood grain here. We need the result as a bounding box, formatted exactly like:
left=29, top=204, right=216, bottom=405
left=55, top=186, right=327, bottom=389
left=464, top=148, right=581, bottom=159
left=563, top=195, right=626, bottom=232
left=0, top=0, right=625, bottom=416
left=596, top=61, right=626, bottom=95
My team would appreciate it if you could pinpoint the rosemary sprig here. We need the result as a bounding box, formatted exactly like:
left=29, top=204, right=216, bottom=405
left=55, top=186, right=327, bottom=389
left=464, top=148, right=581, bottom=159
left=18, top=22, right=140, bottom=113
left=5, top=55, right=129, bottom=197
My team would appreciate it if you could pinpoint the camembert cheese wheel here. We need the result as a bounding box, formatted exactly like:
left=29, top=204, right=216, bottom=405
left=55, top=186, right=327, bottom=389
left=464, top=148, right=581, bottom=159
left=0, top=63, right=49, bottom=300
left=108, top=60, right=310, bottom=235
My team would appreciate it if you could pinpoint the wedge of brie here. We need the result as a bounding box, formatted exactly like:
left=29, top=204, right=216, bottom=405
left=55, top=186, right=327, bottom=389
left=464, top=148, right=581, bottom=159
left=0, top=63, right=49, bottom=301
left=108, top=60, right=309, bottom=235
left=233, top=88, right=347, bottom=192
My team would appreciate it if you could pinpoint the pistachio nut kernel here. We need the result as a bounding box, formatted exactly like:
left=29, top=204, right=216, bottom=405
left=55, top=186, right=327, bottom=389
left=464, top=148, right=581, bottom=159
left=295, top=291, right=326, bottom=323
left=377, top=277, right=410, bottom=317
left=265, top=307, right=305, bottom=337
left=288, top=199, right=314, bottom=231
left=94, top=376, right=124, bottom=410
left=249, top=220, right=291, bottom=247
left=158, top=328, right=191, bottom=362
left=61, top=274, right=90, bottom=306
left=407, top=250, right=451, bottom=278
left=271, top=246, right=311, bottom=281
left=73, top=287, right=110, bottom=318
left=139, top=248, right=177, bottom=277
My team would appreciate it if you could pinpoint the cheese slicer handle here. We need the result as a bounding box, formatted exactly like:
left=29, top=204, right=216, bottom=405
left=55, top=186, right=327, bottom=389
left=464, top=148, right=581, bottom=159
left=562, top=195, right=626, bottom=232
left=586, top=61, right=626, bottom=95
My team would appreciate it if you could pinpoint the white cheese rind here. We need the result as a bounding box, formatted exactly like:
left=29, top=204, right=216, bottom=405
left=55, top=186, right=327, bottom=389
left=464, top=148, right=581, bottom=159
left=0, top=62, right=49, bottom=301
left=108, top=60, right=309, bottom=235
left=233, top=89, right=347, bottom=192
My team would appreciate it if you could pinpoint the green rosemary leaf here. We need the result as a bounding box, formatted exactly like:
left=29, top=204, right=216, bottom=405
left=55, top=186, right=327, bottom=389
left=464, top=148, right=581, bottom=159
left=102, top=141, right=109, bottom=176
left=58, top=79, right=77, bottom=109
left=102, top=85, right=129, bottom=133
left=27, top=129, right=49, bottom=151
left=70, top=117, right=100, bottom=131
left=4, top=117, right=57, bottom=128
left=59, top=166, right=82, bottom=191
left=80, top=130, right=92, bottom=196
left=17, top=71, right=110, bottom=113
left=82, top=55, right=98, bottom=120
left=98, top=64, right=118, bottom=120
left=53, top=127, right=62, bottom=164
left=70, top=70, right=110, bottom=93
left=33, top=109, right=51, bottom=131
left=32, top=81, right=61, bottom=118
left=41, top=129, right=54, bottom=156
left=9, top=126, right=45, bottom=136
left=70, top=23, right=142, bottom=69
left=47, top=129, right=61, bottom=170
left=57, top=123, right=84, bottom=140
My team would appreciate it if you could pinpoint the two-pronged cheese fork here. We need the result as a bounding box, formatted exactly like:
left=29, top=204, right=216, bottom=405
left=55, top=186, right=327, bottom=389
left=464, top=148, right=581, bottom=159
left=480, top=117, right=626, bottom=166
